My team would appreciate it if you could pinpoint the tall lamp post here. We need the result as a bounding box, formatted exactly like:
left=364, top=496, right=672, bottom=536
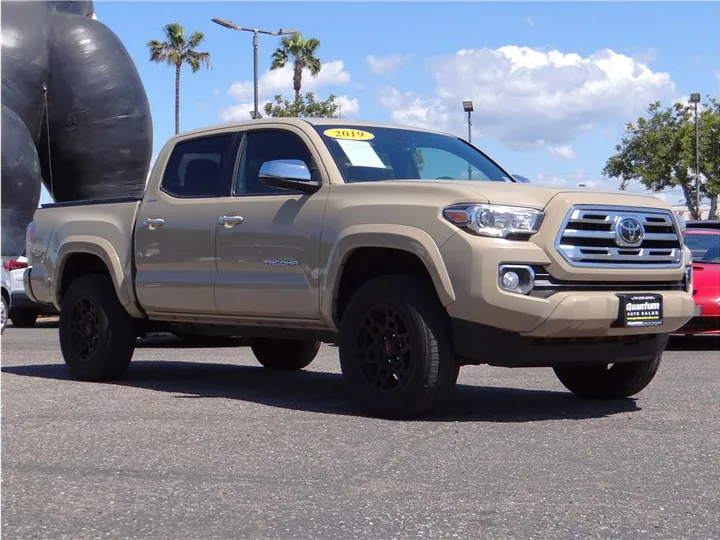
left=462, top=100, right=474, bottom=180
left=212, top=18, right=298, bottom=120
left=689, top=93, right=701, bottom=218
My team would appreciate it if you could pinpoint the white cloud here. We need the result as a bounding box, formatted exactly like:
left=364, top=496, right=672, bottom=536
left=524, top=16, right=536, bottom=27
left=222, top=60, right=356, bottom=121
left=548, top=145, right=576, bottom=160
left=335, top=95, right=360, bottom=116
left=366, top=54, right=411, bottom=76
left=378, top=46, right=677, bottom=151
left=220, top=101, right=271, bottom=122
left=228, top=60, right=351, bottom=101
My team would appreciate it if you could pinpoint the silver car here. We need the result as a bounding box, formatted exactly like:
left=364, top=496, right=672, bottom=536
left=1, top=264, right=10, bottom=334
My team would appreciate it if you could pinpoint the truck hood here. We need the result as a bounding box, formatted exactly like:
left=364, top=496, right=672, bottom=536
left=376, top=180, right=670, bottom=210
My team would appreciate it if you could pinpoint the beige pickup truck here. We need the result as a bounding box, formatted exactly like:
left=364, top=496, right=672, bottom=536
left=25, top=118, right=698, bottom=419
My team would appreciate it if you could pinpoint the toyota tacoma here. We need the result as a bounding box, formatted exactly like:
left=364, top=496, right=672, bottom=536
left=24, top=118, right=698, bottom=419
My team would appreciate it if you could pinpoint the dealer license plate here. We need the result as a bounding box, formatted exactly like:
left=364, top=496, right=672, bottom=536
left=616, top=294, right=663, bottom=328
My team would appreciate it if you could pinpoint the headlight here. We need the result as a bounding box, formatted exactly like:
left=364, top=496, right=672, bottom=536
left=442, top=203, right=544, bottom=238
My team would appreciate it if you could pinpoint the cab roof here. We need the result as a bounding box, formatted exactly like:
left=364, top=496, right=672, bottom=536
left=170, top=117, right=457, bottom=142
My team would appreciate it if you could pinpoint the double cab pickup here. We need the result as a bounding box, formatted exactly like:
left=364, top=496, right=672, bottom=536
left=24, top=118, right=697, bottom=419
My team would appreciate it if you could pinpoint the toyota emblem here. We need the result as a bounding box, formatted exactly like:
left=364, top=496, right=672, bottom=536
left=614, top=216, right=645, bottom=247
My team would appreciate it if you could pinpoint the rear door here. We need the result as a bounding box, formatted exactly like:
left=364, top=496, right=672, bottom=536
left=214, top=127, right=328, bottom=320
left=134, top=132, right=239, bottom=315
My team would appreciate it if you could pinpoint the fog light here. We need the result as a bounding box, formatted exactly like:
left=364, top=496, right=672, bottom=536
left=498, top=265, right=535, bottom=295
left=502, top=271, right=520, bottom=290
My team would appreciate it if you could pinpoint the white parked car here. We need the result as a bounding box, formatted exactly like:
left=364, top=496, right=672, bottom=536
left=2, top=254, right=58, bottom=327
left=1, top=264, right=10, bottom=334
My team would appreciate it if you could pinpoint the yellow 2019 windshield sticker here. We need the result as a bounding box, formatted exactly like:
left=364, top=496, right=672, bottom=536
left=323, top=128, right=375, bottom=141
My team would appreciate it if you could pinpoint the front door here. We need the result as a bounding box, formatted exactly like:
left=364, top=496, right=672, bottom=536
left=214, top=127, right=327, bottom=320
left=135, top=132, right=238, bottom=315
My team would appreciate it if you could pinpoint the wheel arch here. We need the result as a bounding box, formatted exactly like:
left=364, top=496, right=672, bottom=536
left=322, top=225, right=456, bottom=328
left=54, top=238, right=143, bottom=318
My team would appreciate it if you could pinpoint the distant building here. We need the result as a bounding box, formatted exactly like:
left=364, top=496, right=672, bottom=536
left=671, top=203, right=714, bottom=220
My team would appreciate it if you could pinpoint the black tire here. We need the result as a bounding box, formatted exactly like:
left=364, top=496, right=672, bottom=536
left=553, top=355, right=662, bottom=399
left=59, top=274, right=136, bottom=381
left=10, top=308, right=38, bottom=328
left=339, top=275, right=459, bottom=420
left=250, top=338, right=321, bottom=370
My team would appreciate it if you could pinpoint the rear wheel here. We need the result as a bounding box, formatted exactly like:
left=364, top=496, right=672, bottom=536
left=250, top=338, right=320, bottom=370
left=10, top=308, right=38, bottom=328
left=553, top=355, right=662, bottom=399
left=59, top=274, right=136, bottom=381
left=339, top=275, right=459, bottom=420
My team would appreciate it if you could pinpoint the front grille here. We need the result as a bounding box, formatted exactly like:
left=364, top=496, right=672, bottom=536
left=529, top=266, right=686, bottom=298
left=555, top=205, right=683, bottom=269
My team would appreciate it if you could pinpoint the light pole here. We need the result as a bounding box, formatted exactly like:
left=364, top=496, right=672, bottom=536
left=212, top=18, right=298, bottom=120
left=689, top=92, right=701, bottom=218
left=462, top=100, right=474, bottom=180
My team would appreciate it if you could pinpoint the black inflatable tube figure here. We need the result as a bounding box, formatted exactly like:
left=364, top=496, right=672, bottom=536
left=1, top=0, right=153, bottom=256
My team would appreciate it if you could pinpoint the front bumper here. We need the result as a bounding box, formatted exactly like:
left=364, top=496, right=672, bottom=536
left=439, top=233, right=696, bottom=339
left=452, top=318, right=669, bottom=368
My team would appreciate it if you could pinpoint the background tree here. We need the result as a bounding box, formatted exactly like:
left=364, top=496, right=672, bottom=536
left=603, top=98, right=719, bottom=219
left=270, top=33, right=322, bottom=99
left=148, top=23, right=211, bottom=134
left=691, top=98, right=720, bottom=218
left=263, top=92, right=340, bottom=118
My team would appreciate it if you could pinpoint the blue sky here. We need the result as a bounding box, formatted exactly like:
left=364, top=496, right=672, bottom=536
left=40, top=1, right=719, bottom=205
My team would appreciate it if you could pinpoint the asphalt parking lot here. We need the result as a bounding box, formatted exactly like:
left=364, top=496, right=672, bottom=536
left=2, top=321, right=719, bottom=539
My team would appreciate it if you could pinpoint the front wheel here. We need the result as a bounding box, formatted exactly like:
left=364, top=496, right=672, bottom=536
left=339, top=275, right=459, bottom=420
left=250, top=338, right=320, bottom=371
left=59, top=274, right=136, bottom=381
left=553, top=355, right=662, bottom=399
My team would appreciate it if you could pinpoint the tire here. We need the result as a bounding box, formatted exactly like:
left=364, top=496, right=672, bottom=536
left=10, top=308, right=38, bottom=328
left=339, top=275, right=459, bottom=420
left=553, top=355, right=662, bottom=399
left=1, top=295, right=8, bottom=335
left=250, top=338, right=320, bottom=371
left=59, top=274, right=136, bottom=381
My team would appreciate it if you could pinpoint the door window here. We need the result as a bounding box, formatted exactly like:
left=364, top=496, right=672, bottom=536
left=234, top=130, right=315, bottom=196
left=161, top=134, right=234, bottom=198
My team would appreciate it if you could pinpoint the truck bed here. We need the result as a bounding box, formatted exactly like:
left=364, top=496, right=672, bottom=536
left=28, top=198, right=143, bottom=313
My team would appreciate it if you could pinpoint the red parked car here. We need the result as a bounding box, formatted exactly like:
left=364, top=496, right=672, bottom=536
left=676, top=228, right=720, bottom=335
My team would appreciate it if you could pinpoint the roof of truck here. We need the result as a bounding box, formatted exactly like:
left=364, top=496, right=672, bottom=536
left=170, top=117, right=456, bottom=141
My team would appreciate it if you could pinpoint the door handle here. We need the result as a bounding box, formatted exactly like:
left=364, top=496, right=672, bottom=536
left=143, top=217, right=165, bottom=230
left=218, top=215, right=244, bottom=228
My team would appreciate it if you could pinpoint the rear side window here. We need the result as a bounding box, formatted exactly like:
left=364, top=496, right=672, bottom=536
left=161, top=134, right=234, bottom=198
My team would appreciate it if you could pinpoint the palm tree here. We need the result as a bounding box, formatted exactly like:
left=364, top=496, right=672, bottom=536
left=270, top=33, right=322, bottom=100
left=147, top=23, right=211, bottom=134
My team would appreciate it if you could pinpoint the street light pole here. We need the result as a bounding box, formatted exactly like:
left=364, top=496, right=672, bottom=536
left=253, top=30, right=259, bottom=119
left=211, top=18, right=299, bottom=120
left=690, top=93, right=701, bottom=218
left=462, top=100, right=474, bottom=180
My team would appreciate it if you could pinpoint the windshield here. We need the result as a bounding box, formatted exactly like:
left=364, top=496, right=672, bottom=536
left=314, top=125, right=514, bottom=184
left=684, top=232, right=720, bottom=263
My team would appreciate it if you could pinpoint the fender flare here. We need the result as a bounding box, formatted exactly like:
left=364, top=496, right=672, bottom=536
left=53, top=237, right=142, bottom=317
left=320, top=224, right=456, bottom=328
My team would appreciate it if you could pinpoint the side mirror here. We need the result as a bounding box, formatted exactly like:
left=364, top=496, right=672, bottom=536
left=258, top=159, right=320, bottom=194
